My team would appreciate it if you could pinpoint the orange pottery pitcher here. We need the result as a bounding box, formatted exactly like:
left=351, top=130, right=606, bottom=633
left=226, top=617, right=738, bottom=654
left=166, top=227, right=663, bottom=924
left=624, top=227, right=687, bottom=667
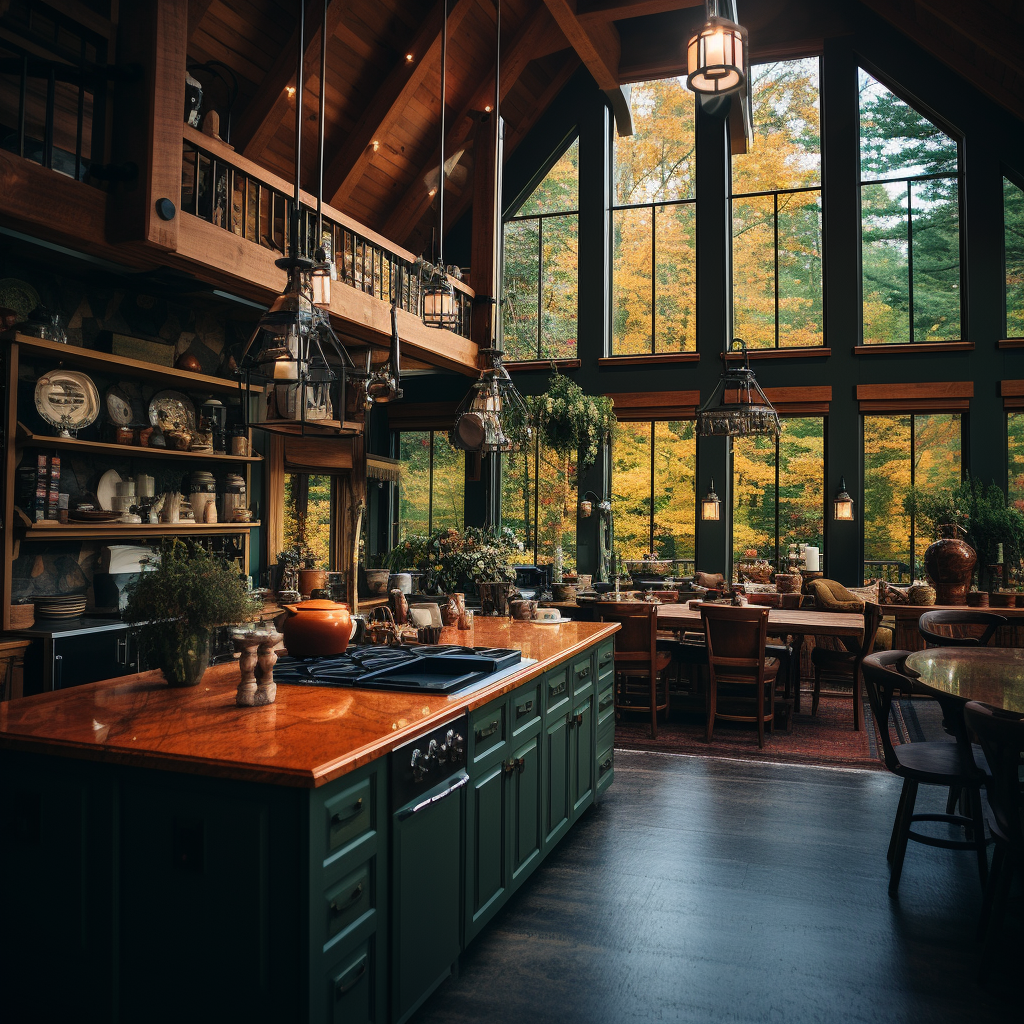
left=280, top=599, right=353, bottom=658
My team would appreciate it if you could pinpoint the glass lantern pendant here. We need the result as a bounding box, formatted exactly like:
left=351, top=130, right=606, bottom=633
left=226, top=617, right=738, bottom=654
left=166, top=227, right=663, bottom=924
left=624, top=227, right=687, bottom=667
left=422, top=272, right=459, bottom=329
left=834, top=477, right=855, bottom=521
left=686, top=1, right=748, bottom=96
left=697, top=339, right=780, bottom=438
left=701, top=479, right=721, bottom=521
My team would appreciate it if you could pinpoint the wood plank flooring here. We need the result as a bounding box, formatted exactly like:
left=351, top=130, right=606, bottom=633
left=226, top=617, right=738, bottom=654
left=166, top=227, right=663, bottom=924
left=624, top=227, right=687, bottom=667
left=412, top=751, right=1019, bottom=1024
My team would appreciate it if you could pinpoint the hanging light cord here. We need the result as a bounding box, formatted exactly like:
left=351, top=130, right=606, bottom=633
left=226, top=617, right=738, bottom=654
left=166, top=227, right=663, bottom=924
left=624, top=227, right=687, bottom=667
left=316, top=0, right=330, bottom=260
left=437, top=0, right=448, bottom=273
left=290, top=0, right=305, bottom=259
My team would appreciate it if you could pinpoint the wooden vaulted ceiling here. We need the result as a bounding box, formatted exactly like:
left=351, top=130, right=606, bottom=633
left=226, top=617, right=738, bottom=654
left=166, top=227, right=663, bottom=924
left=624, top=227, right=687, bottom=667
left=186, top=0, right=580, bottom=261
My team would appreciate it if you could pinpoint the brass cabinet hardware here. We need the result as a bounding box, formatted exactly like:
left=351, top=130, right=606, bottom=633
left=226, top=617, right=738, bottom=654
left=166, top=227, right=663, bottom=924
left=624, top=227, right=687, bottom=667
left=330, top=797, right=363, bottom=826
left=329, top=882, right=364, bottom=914
left=476, top=720, right=499, bottom=741
left=516, top=699, right=534, bottom=716
left=335, top=957, right=368, bottom=997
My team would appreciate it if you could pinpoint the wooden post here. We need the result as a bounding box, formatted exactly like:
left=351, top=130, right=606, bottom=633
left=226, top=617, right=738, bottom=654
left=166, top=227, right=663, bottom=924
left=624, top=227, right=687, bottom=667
left=470, top=113, right=503, bottom=347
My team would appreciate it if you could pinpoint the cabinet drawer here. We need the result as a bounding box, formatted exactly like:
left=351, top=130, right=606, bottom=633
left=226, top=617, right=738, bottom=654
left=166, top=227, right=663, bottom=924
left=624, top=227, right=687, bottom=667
left=511, top=682, right=541, bottom=737
left=327, top=940, right=375, bottom=1024
left=322, top=778, right=373, bottom=860
left=543, top=664, right=571, bottom=720
left=597, top=682, right=615, bottom=730
left=596, top=745, right=614, bottom=795
left=572, top=653, right=594, bottom=697
left=323, top=862, right=374, bottom=949
left=597, top=641, right=615, bottom=681
left=469, top=701, right=507, bottom=767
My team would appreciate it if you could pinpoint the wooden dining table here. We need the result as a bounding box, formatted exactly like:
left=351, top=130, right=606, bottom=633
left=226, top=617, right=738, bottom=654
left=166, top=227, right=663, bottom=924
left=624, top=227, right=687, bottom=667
left=905, top=646, right=1024, bottom=715
left=656, top=604, right=866, bottom=713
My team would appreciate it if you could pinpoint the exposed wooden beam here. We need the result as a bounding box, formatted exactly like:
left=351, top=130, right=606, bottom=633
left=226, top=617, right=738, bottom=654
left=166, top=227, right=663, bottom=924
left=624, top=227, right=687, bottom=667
left=380, top=2, right=558, bottom=246
left=324, top=0, right=479, bottom=210
left=234, top=1, right=352, bottom=160
left=577, top=0, right=702, bottom=25
left=187, top=0, right=216, bottom=38
left=915, top=0, right=1024, bottom=80
left=542, top=0, right=620, bottom=90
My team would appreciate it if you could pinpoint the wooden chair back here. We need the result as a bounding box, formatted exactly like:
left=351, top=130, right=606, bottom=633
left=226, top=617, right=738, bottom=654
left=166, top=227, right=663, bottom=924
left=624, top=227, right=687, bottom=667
left=918, top=610, right=1006, bottom=648
left=700, top=604, right=770, bottom=687
left=964, top=700, right=1024, bottom=851
left=862, top=650, right=917, bottom=774
left=598, top=602, right=658, bottom=670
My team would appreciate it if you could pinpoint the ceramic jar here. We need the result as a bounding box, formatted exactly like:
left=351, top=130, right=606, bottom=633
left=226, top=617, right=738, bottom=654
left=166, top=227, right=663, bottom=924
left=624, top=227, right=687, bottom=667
left=280, top=600, right=353, bottom=658
left=297, top=568, right=327, bottom=598
left=441, top=593, right=465, bottom=626
left=924, top=526, right=977, bottom=606
left=189, top=471, right=217, bottom=524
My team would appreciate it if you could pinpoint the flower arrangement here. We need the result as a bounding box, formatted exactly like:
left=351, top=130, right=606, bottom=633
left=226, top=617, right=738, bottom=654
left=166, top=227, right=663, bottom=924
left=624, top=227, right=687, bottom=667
left=381, top=534, right=433, bottom=572
left=427, top=525, right=523, bottom=594
left=526, top=371, right=615, bottom=473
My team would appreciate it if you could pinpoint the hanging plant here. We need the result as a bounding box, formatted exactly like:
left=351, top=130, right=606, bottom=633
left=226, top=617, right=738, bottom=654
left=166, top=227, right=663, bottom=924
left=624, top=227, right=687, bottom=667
left=527, top=371, right=616, bottom=471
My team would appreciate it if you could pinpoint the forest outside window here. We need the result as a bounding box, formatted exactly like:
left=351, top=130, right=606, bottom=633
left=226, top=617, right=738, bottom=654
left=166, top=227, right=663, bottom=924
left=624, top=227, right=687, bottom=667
left=502, top=137, right=579, bottom=361
left=731, top=58, right=823, bottom=349
left=859, top=70, right=961, bottom=345
left=863, top=413, right=962, bottom=582
left=612, top=79, right=696, bottom=356
left=1008, top=413, right=1024, bottom=508
left=611, top=421, right=696, bottom=571
left=500, top=439, right=576, bottom=568
left=395, top=431, right=465, bottom=543
left=1005, top=177, right=1024, bottom=339
left=283, top=473, right=335, bottom=568
left=732, top=418, right=824, bottom=579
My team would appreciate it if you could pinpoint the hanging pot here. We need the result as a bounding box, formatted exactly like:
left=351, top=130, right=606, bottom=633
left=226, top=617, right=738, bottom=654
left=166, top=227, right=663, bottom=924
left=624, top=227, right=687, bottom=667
left=923, top=525, right=976, bottom=606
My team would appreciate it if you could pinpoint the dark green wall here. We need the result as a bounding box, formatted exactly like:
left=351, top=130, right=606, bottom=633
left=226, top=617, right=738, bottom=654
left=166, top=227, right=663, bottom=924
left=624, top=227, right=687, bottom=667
left=382, top=1, right=1024, bottom=586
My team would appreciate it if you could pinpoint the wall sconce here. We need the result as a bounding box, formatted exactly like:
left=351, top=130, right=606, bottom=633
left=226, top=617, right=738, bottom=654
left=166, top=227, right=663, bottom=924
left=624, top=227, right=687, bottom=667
left=701, top=479, right=721, bottom=521
left=833, top=476, right=855, bottom=521
left=579, top=491, right=610, bottom=519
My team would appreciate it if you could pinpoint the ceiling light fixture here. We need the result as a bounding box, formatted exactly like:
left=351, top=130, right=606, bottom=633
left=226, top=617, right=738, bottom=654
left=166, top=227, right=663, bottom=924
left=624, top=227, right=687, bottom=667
left=685, top=0, right=748, bottom=96
left=238, top=0, right=356, bottom=437
left=833, top=477, right=855, bottom=521
left=696, top=339, right=780, bottom=438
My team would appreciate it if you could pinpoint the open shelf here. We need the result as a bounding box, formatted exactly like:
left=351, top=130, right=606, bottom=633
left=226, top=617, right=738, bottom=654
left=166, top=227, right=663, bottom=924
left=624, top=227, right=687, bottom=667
left=6, top=333, right=262, bottom=394
left=263, top=419, right=364, bottom=436
left=19, top=522, right=261, bottom=541
left=17, top=431, right=262, bottom=464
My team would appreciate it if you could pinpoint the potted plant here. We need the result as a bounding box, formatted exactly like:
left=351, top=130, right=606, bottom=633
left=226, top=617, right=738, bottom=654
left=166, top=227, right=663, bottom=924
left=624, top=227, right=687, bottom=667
left=125, top=540, right=262, bottom=687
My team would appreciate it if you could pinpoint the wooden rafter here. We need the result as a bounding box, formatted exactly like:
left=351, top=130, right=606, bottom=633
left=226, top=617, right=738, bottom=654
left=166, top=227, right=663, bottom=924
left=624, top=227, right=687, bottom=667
left=381, top=2, right=560, bottom=246
left=323, top=0, right=479, bottom=210
left=542, top=0, right=620, bottom=90
left=577, top=0, right=702, bottom=24
left=186, top=0, right=216, bottom=37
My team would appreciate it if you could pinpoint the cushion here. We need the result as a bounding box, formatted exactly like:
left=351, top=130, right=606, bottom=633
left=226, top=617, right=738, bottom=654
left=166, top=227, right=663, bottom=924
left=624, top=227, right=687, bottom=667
left=695, top=571, right=726, bottom=591
left=873, top=626, right=893, bottom=652
left=808, top=578, right=864, bottom=613
left=879, top=583, right=910, bottom=605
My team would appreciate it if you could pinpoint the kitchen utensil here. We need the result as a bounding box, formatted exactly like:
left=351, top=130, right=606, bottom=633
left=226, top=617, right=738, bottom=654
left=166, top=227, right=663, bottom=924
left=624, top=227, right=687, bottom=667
left=34, top=370, right=100, bottom=437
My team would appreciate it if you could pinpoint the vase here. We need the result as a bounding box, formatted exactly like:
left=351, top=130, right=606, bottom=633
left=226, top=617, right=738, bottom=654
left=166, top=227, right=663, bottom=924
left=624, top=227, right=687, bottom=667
left=280, top=600, right=353, bottom=658
left=161, top=639, right=210, bottom=687
left=923, top=525, right=977, bottom=606
left=297, top=568, right=327, bottom=598
left=478, top=581, right=518, bottom=617
left=441, top=593, right=465, bottom=626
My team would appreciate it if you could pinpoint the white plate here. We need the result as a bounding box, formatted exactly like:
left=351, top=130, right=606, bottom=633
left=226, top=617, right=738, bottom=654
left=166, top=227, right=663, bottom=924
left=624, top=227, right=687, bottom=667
left=531, top=617, right=573, bottom=625
left=34, top=370, right=100, bottom=434
left=96, top=468, right=122, bottom=511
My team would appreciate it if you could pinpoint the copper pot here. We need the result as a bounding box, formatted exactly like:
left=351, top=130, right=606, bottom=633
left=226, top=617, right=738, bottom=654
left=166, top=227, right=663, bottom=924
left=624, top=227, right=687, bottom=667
left=923, top=527, right=977, bottom=606
left=280, top=599, right=353, bottom=658
left=297, top=568, right=327, bottom=598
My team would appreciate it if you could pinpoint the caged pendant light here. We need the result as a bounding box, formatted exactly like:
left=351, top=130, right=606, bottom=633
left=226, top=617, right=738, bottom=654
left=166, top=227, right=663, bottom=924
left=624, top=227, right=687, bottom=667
left=238, top=0, right=356, bottom=436
left=685, top=0, right=748, bottom=97
left=697, top=339, right=780, bottom=438
left=449, top=0, right=530, bottom=454
left=421, top=0, right=460, bottom=330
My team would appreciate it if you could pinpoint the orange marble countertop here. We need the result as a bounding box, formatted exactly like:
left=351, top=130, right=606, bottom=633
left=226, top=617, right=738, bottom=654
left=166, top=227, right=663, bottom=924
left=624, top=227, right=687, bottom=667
left=0, top=619, right=618, bottom=788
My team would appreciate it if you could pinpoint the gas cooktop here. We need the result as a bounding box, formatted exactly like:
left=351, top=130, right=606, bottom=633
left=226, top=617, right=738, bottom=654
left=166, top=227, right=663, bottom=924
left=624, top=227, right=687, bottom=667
left=274, top=644, right=523, bottom=695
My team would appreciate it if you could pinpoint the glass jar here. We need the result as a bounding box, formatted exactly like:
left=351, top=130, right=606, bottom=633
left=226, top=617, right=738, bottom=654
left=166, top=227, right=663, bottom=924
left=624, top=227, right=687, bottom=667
left=220, top=473, right=246, bottom=523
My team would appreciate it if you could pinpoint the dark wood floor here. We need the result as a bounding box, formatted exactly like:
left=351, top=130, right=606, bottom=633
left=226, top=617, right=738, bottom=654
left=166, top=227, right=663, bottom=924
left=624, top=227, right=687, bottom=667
left=412, top=751, right=1020, bottom=1024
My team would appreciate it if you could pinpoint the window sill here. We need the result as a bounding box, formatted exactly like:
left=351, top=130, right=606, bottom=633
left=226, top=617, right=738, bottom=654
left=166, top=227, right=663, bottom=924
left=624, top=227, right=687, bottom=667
left=997, top=339, right=1024, bottom=349
left=853, top=342, right=974, bottom=355
left=722, top=347, right=830, bottom=361
left=598, top=352, right=699, bottom=366
left=504, top=359, right=582, bottom=371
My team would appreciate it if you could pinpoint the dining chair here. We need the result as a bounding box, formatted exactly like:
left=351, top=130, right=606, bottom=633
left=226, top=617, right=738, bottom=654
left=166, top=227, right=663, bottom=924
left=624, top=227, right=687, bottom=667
left=598, top=602, right=671, bottom=738
left=918, top=610, right=1006, bottom=648
left=962, top=700, right=1024, bottom=980
left=700, top=604, right=779, bottom=748
left=861, top=651, right=990, bottom=897
left=811, top=602, right=882, bottom=731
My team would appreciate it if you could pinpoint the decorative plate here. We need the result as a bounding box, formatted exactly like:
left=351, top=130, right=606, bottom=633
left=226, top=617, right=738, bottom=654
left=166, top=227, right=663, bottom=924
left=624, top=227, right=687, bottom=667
left=105, top=384, right=134, bottom=426
left=96, top=469, right=122, bottom=511
left=0, top=278, right=41, bottom=321
left=149, top=390, right=196, bottom=431
left=34, top=370, right=100, bottom=436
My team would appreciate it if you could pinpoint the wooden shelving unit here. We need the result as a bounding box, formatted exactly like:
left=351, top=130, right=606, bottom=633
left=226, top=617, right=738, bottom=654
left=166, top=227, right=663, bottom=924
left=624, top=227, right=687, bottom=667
left=22, top=522, right=260, bottom=541
left=16, top=431, right=263, bottom=464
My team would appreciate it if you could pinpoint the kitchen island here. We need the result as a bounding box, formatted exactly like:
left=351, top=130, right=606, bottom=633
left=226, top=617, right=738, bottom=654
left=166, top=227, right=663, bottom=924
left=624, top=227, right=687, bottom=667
left=0, top=618, right=618, bottom=1024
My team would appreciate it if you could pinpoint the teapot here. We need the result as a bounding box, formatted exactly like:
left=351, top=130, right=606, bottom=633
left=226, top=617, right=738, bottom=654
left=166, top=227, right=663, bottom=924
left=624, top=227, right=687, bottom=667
left=279, top=599, right=353, bottom=658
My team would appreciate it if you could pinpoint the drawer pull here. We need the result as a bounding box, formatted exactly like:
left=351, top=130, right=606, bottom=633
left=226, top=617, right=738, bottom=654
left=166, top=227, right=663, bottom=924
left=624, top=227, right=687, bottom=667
left=599, top=757, right=613, bottom=774
left=599, top=653, right=613, bottom=669
left=548, top=680, right=566, bottom=698
left=330, top=797, right=363, bottom=827
left=575, top=712, right=585, bottom=726
left=516, top=699, right=534, bottom=716
left=476, top=720, right=500, bottom=741
left=566, top=714, right=575, bottom=730
left=599, top=693, right=613, bottom=712
left=576, top=665, right=590, bottom=678
left=336, top=956, right=368, bottom=998
left=504, top=756, right=526, bottom=775
left=330, top=882, right=364, bottom=915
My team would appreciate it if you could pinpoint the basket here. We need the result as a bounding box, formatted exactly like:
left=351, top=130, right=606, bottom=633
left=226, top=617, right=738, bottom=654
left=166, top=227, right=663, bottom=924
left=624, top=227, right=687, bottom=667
left=8, top=603, right=35, bottom=629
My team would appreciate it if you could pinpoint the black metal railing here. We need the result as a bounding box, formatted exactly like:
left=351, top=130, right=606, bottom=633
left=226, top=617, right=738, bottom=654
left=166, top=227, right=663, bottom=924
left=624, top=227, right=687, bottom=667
left=182, top=138, right=473, bottom=339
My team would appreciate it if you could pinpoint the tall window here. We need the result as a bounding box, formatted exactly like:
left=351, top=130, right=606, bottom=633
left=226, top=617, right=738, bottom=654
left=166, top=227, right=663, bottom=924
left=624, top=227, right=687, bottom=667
left=859, top=70, right=961, bottom=344
left=863, top=414, right=962, bottom=582
left=1005, top=176, right=1024, bottom=338
left=396, top=431, right=464, bottom=541
left=610, top=421, right=696, bottom=568
left=1008, top=413, right=1024, bottom=510
left=732, top=58, right=823, bottom=348
left=502, top=137, right=579, bottom=361
left=500, top=440, right=576, bottom=568
left=732, top=418, right=824, bottom=575
left=612, top=79, right=696, bottom=355
left=283, top=473, right=335, bottom=567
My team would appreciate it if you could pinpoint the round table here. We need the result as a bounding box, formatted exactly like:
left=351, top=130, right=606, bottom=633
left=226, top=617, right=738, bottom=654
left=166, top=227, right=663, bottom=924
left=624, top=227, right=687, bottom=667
left=905, top=646, right=1024, bottom=714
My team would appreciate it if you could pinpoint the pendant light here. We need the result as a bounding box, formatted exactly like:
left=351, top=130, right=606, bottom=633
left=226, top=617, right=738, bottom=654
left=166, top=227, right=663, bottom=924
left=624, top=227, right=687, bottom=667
left=365, top=264, right=405, bottom=405
left=310, top=0, right=335, bottom=310
left=422, top=0, right=459, bottom=330
left=696, top=339, right=780, bottom=438
left=238, top=0, right=355, bottom=435
left=685, top=0, right=748, bottom=97
left=700, top=479, right=721, bottom=521
left=449, top=0, right=531, bottom=454
left=833, top=477, right=855, bottom=521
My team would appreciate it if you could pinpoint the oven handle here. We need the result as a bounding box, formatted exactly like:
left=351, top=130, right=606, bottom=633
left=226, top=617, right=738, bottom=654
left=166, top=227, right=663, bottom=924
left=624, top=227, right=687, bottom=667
left=397, top=771, right=469, bottom=821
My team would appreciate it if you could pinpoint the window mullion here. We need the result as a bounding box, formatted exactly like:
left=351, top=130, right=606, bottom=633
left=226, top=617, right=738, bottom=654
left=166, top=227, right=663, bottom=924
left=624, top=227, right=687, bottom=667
left=773, top=192, right=780, bottom=349
left=651, top=205, right=657, bottom=354
left=537, top=217, right=544, bottom=359
left=649, top=422, right=656, bottom=553
left=907, top=183, right=915, bottom=344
